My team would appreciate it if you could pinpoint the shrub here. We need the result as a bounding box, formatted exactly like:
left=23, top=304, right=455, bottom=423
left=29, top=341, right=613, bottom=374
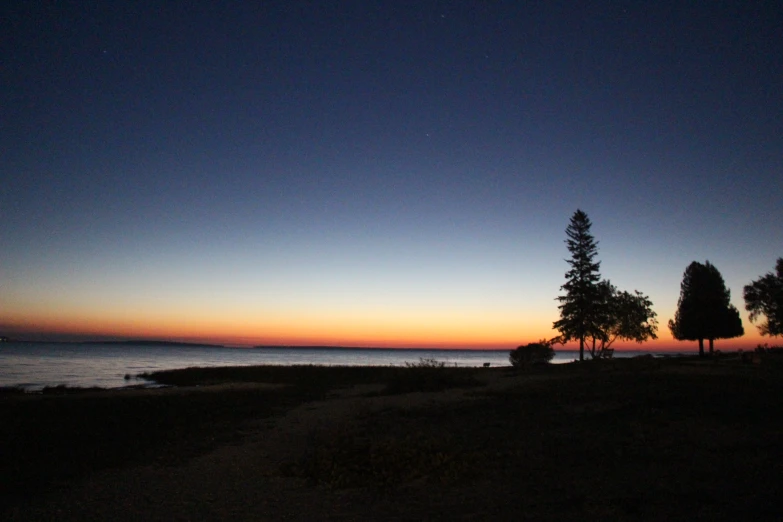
left=404, top=358, right=448, bottom=368
left=509, top=342, right=555, bottom=368
left=756, top=343, right=783, bottom=355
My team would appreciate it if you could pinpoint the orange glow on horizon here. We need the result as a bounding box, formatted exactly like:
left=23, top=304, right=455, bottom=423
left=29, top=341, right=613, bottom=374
left=2, top=308, right=769, bottom=351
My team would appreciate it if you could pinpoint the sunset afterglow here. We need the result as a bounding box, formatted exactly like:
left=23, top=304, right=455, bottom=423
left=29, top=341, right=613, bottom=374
left=1, top=2, right=779, bottom=352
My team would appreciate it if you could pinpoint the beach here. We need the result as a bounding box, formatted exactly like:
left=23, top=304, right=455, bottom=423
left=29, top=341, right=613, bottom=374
left=3, top=356, right=782, bottom=520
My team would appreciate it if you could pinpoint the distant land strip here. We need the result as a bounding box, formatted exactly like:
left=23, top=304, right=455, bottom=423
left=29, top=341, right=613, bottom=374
left=251, top=345, right=512, bottom=352
left=1, top=339, right=512, bottom=351
left=82, top=340, right=226, bottom=348
left=4, top=340, right=228, bottom=348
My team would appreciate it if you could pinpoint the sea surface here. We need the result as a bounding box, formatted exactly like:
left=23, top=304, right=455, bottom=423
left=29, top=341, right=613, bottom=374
left=0, top=342, right=670, bottom=391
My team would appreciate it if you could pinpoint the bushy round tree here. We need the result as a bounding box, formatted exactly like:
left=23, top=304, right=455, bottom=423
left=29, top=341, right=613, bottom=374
left=744, top=258, right=783, bottom=337
left=669, top=261, right=744, bottom=356
left=588, top=281, right=658, bottom=358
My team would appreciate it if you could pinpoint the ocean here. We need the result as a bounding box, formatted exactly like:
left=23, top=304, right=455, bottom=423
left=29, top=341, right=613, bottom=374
left=0, top=342, right=668, bottom=391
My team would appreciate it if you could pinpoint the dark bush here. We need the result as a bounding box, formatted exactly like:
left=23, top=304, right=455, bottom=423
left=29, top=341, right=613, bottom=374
left=509, top=342, right=555, bottom=367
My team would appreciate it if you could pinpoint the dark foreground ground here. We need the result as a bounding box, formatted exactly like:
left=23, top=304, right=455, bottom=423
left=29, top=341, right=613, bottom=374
left=2, top=355, right=782, bottom=520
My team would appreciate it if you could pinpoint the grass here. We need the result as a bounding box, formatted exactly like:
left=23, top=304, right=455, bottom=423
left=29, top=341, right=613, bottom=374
left=0, top=384, right=290, bottom=507
left=141, top=363, right=399, bottom=389
left=3, top=355, right=783, bottom=519
left=0, top=386, right=26, bottom=395
left=284, top=421, right=477, bottom=489
left=382, top=365, right=484, bottom=394
left=281, top=357, right=783, bottom=518
left=0, top=362, right=484, bottom=511
left=141, top=362, right=485, bottom=395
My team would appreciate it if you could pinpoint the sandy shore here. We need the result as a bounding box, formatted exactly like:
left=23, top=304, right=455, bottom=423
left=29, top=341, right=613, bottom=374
left=3, top=357, right=783, bottom=520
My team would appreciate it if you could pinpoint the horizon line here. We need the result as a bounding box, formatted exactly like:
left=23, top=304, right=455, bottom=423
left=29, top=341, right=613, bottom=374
left=2, top=337, right=710, bottom=353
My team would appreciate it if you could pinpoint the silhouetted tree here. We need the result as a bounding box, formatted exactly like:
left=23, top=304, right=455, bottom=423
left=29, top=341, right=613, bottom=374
left=587, top=280, right=658, bottom=358
left=554, top=209, right=602, bottom=361
left=669, top=261, right=744, bottom=356
left=743, top=258, right=783, bottom=337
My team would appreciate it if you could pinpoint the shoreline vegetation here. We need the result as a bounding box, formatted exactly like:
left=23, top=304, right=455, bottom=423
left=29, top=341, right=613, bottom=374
left=3, top=353, right=783, bottom=520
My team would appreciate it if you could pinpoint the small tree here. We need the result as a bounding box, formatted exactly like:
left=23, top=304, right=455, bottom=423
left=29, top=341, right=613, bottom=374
left=669, top=261, right=744, bottom=356
left=587, top=280, right=658, bottom=358
left=743, top=258, right=783, bottom=337
left=510, top=341, right=555, bottom=367
left=553, top=209, right=602, bottom=361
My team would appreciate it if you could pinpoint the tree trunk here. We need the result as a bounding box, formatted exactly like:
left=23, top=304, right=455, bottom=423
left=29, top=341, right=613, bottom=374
left=709, top=338, right=714, bottom=355
left=698, top=338, right=704, bottom=357
left=579, top=337, right=584, bottom=361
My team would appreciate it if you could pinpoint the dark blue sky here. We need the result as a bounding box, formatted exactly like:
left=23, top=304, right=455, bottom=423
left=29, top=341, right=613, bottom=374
left=2, top=1, right=781, bottom=347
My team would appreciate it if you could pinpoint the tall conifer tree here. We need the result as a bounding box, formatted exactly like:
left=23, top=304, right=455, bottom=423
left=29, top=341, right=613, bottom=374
left=554, top=209, right=602, bottom=361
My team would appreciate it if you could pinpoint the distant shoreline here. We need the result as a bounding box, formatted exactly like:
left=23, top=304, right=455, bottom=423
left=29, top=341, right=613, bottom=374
left=2, top=340, right=510, bottom=351
left=2, top=339, right=699, bottom=354
left=88, top=340, right=227, bottom=348
left=251, top=345, right=513, bottom=352
left=3, top=340, right=226, bottom=349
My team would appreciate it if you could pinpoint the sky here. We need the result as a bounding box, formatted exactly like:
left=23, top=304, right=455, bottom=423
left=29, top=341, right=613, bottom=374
left=2, top=1, right=781, bottom=350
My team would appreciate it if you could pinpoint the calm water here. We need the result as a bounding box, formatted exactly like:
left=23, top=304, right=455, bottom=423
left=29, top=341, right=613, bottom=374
left=0, top=342, right=666, bottom=391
